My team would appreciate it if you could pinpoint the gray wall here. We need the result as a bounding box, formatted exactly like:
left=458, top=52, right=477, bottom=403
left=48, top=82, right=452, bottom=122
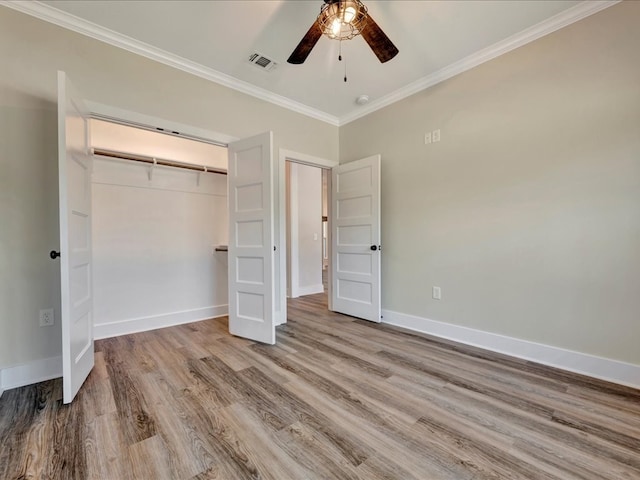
left=0, top=7, right=338, bottom=370
left=1, top=103, right=61, bottom=368
left=340, top=2, right=640, bottom=365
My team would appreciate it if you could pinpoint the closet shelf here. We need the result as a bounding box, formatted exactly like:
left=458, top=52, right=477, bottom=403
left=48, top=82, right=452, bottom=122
left=92, top=147, right=227, bottom=175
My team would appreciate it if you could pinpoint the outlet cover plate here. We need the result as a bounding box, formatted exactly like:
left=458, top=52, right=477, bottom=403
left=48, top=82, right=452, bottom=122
left=39, top=308, right=54, bottom=327
left=432, top=286, right=442, bottom=300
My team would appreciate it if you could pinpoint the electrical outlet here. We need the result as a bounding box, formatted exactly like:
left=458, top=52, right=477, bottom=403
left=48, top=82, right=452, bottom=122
left=39, top=308, right=54, bottom=327
left=424, top=132, right=432, bottom=144
left=432, top=129, right=441, bottom=142
left=432, top=286, right=442, bottom=300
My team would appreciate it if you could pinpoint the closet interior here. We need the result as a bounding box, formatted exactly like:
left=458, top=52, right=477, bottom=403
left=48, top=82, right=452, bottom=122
left=89, top=119, right=230, bottom=338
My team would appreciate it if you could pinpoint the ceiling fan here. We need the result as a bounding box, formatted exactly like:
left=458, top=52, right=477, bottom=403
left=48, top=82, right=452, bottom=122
left=287, top=0, right=399, bottom=65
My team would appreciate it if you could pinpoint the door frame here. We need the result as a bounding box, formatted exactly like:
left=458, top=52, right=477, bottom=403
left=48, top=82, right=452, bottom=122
left=86, top=101, right=238, bottom=146
left=279, top=149, right=337, bottom=312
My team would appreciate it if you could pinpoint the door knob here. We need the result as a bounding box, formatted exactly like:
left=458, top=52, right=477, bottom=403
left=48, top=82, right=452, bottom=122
left=370, top=245, right=377, bottom=251
left=50, top=250, right=61, bottom=259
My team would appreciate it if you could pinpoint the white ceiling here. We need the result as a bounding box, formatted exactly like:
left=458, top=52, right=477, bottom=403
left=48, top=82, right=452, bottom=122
left=11, top=1, right=616, bottom=125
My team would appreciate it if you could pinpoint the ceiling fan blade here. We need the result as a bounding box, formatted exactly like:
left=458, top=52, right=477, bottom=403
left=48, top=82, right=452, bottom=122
left=361, top=14, right=399, bottom=63
left=287, top=20, right=323, bottom=64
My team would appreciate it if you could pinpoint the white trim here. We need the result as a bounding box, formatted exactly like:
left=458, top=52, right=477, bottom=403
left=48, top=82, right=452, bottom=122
left=288, top=162, right=300, bottom=299
left=86, top=101, right=238, bottom=146
left=275, top=148, right=288, bottom=325
left=93, top=305, right=228, bottom=340
left=1, top=1, right=340, bottom=127
left=297, top=284, right=325, bottom=297
left=382, top=309, right=640, bottom=389
left=339, top=0, right=621, bottom=125
left=280, top=149, right=338, bottom=169
left=0, top=356, right=63, bottom=392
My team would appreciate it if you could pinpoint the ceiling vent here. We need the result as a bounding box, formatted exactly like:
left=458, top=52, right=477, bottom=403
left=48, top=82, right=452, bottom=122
left=248, top=52, right=278, bottom=72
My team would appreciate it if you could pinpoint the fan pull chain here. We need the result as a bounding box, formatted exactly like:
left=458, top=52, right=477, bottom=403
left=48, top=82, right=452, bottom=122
left=339, top=40, right=347, bottom=82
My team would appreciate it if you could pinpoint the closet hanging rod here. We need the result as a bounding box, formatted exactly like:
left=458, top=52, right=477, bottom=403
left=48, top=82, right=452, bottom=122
left=91, top=148, right=227, bottom=175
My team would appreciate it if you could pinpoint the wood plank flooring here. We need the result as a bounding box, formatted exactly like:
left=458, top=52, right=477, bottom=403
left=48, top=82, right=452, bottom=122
left=1, top=292, right=639, bottom=479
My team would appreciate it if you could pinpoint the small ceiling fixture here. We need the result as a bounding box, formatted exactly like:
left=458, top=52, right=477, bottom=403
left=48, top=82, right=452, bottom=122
left=287, top=0, right=398, bottom=83
left=356, top=94, right=369, bottom=105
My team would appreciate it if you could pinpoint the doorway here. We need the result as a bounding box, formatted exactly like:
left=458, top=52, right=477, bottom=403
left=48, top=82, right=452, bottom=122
left=286, top=161, right=326, bottom=299
left=279, top=149, right=338, bottom=314
left=89, top=118, right=230, bottom=339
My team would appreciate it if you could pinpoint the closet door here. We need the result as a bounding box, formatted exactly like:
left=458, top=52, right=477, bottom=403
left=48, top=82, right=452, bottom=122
left=227, top=132, right=276, bottom=344
left=57, top=71, right=95, bottom=403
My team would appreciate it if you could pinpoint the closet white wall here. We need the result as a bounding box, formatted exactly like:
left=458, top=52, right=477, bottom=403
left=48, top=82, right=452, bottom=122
left=90, top=120, right=229, bottom=338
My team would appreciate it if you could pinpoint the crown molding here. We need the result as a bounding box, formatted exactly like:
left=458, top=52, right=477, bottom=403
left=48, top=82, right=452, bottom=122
left=1, top=0, right=340, bottom=127
left=338, top=0, right=621, bottom=126
left=2, top=0, right=619, bottom=128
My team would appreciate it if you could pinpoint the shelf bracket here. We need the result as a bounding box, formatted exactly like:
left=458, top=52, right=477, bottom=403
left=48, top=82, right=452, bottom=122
left=148, top=158, right=157, bottom=181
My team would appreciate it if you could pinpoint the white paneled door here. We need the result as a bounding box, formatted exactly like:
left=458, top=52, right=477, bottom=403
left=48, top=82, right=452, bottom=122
left=227, top=132, right=277, bottom=344
left=331, top=155, right=381, bottom=322
left=57, top=71, right=95, bottom=403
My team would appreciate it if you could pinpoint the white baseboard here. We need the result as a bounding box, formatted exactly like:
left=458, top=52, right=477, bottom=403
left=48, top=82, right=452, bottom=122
left=94, top=305, right=228, bottom=340
left=0, top=356, right=63, bottom=394
left=381, top=309, right=640, bottom=389
left=296, top=284, right=325, bottom=297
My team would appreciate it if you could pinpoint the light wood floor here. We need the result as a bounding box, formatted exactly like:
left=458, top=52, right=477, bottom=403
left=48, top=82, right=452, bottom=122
left=1, top=293, right=639, bottom=479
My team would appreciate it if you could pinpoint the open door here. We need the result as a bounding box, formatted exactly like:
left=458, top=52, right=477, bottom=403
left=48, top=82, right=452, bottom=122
left=227, top=132, right=276, bottom=344
left=331, top=155, right=381, bottom=322
left=57, top=71, right=94, bottom=403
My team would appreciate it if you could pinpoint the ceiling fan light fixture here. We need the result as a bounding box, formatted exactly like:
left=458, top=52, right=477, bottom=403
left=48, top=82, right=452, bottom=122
left=286, top=0, right=397, bottom=66
left=318, top=0, right=368, bottom=41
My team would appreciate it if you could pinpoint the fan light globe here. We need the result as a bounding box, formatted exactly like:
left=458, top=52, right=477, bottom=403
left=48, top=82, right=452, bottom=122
left=343, top=6, right=356, bottom=23
left=331, top=18, right=341, bottom=36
